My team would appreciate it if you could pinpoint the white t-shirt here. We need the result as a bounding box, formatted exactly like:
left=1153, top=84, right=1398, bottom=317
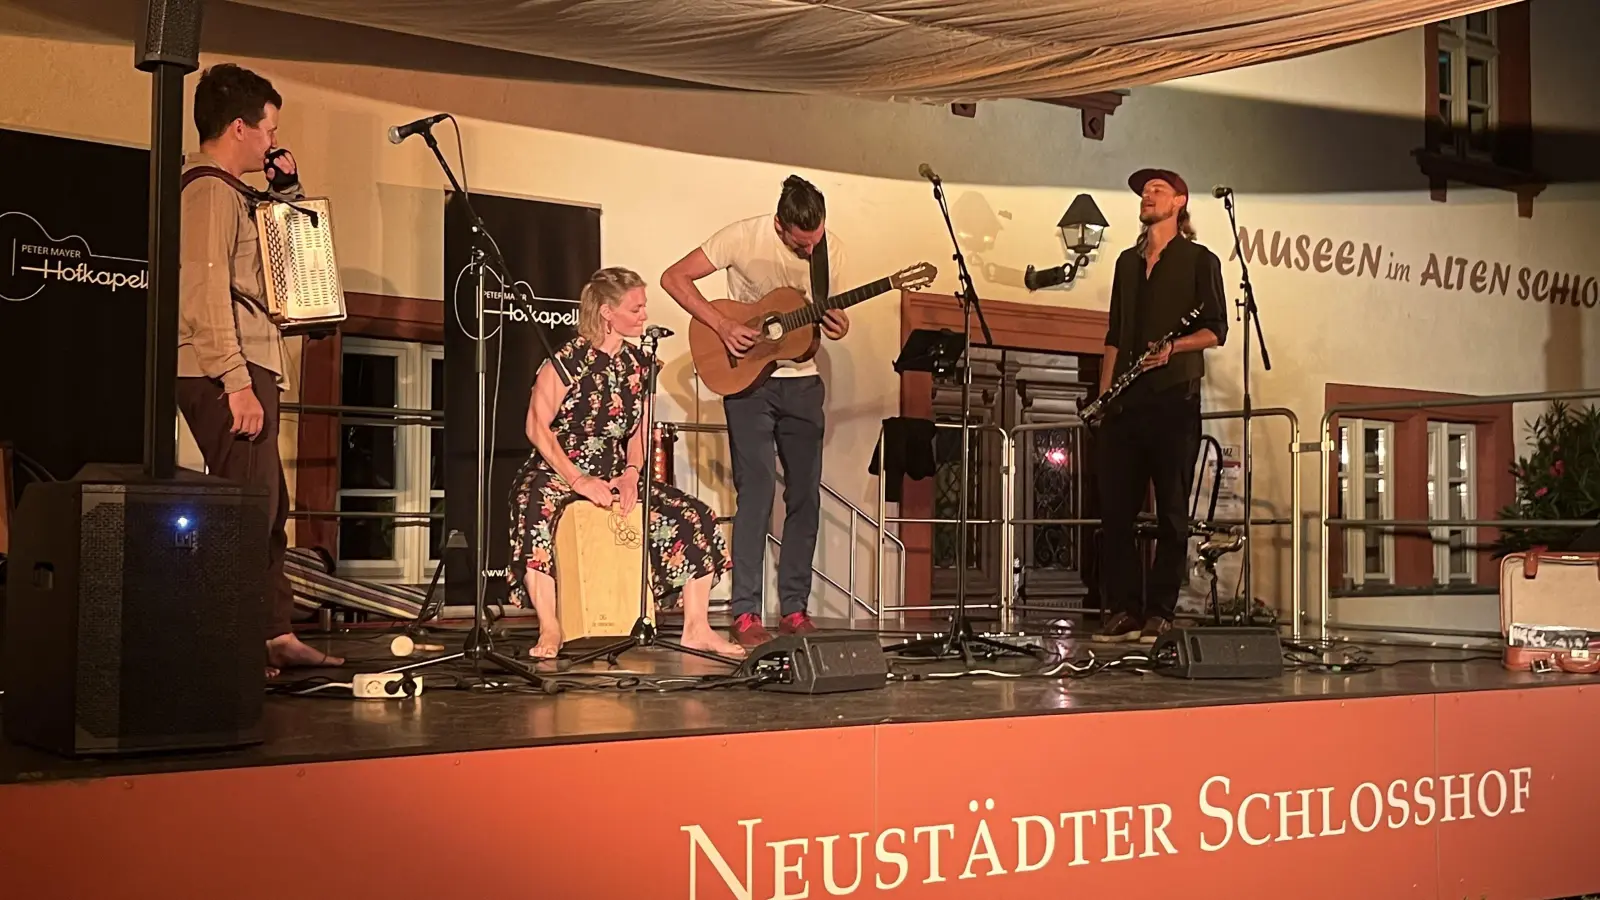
left=700, top=215, right=844, bottom=378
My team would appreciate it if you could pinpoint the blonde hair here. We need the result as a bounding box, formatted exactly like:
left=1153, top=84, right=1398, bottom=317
left=577, top=267, right=646, bottom=343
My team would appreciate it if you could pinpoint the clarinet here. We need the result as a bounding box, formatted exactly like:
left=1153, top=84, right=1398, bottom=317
left=1078, top=306, right=1203, bottom=428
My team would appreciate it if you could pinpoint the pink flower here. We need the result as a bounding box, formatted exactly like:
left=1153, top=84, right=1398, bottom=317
left=1536, top=487, right=1549, bottom=498
left=1552, top=460, right=1565, bottom=477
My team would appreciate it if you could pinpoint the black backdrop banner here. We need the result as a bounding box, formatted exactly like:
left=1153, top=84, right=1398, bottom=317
left=0, top=128, right=149, bottom=482
left=443, top=190, right=599, bottom=607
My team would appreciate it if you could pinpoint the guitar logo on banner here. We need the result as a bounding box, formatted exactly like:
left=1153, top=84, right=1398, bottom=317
left=1, top=210, right=148, bottom=303
left=449, top=258, right=577, bottom=342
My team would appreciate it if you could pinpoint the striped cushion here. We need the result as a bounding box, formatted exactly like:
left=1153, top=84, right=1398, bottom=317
left=285, top=546, right=428, bottom=620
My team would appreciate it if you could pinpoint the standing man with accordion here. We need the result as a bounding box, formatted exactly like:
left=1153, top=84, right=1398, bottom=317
left=1091, top=168, right=1229, bottom=645
left=177, top=63, right=342, bottom=676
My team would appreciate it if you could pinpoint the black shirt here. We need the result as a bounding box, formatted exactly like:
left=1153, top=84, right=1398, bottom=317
left=1103, top=236, right=1229, bottom=407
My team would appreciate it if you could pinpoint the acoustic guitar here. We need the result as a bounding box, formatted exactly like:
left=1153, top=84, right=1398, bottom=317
left=689, top=262, right=938, bottom=396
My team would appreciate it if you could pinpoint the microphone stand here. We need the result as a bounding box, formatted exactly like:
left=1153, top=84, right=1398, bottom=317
left=886, top=173, right=1034, bottom=663
left=566, top=327, right=742, bottom=667
left=385, top=121, right=556, bottom=689
left=1221, top=189, right=1270, bottom=623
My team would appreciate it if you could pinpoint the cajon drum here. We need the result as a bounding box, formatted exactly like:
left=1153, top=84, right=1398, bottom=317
left=554, top=501, right=645, bottom=639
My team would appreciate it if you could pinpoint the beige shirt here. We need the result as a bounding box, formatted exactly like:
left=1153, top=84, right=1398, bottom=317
left=700, top=215, right=844, bottom=378
left=177, top=151, right=290, bottom=393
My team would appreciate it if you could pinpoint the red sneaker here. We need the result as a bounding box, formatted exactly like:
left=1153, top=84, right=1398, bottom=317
left=731, top=613, right=772, bottom=649
left=779, top=611, right=818, bottom=635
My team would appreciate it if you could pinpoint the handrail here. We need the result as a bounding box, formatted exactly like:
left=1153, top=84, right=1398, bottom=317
left=765, top=533, right=879, bottom=618
left=282, top=402, right=442, bottom=422
left=875, top=421, right=1012, bottom=628
left=1318, top=387, right=1600, bottom=640
left=661, top=419, right=906, bottom=622
left=1006, top=407, right=1303, bottom=636
left=1327, top=518, right=1599, bottom=529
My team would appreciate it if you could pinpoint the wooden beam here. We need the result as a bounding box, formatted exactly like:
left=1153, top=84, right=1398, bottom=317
left=1031, top=91, right=1128, bottom=140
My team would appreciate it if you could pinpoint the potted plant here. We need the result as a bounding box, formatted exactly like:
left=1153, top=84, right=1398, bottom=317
left=1496, top=401, right=1600, bottom=555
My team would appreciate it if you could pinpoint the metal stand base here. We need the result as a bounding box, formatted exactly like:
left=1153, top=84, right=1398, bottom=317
left=387, top=625, right=551, bottom=688
left=884, top=619, right=1041, bottom=663
left=563, top=617, right=741, bottom=667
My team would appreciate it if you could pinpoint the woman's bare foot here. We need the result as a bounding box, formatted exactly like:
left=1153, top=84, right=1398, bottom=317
left=266, top=633, right=344, bottom=669
left=680, top=627, right=747, bottom=660
left=528, top=621, right=563, bottom=659
left=266, top=666, right=281, bottom=679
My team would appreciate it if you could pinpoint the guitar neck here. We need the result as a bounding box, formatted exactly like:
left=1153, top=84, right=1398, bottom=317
left=778, top=276, right=893, bottom=332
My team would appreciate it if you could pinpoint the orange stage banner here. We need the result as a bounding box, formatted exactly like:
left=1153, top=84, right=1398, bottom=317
left=2, top=685, right=1597, bottom=900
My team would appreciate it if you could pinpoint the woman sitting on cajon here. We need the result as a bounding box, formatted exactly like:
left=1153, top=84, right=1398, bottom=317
left=506, top=266, right=745, bottom=660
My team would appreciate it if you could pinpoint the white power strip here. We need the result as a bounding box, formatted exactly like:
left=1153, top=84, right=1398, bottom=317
left=352, top=672, right=424, bottom=700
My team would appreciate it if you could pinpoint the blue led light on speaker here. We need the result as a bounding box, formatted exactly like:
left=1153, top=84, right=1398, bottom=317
left=175, top=516, right=191, bottom=530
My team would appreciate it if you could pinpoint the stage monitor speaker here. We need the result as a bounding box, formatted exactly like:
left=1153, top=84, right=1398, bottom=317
left=3, top=464, right=269, bottom=756
left=1152, top=626, right=1283, bottom=680
left=745, top=633, right=887, bottom=694
left=136, top=0, right=204, bottom=72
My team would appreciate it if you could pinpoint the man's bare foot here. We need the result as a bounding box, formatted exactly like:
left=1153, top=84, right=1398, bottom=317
left=266, top=666, right=281, bottom=679
left=266, top=633, right=344, bottom=669
left=528, top=622, right=563, bottom=659
left=680, top=628, right=747, bottom=660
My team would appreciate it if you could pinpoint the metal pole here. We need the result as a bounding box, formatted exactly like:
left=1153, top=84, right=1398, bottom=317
left=848, top=514, right=857, bottom=629
left=1288, top=417, right=1303, bottom=640
left=473, top=250, right=488, bottom=631
left=1328, top=518, right=1600, bottom=529
left=140, top=56, right=188, bottom=480
left=999, top=430, right=1015, bottom=632
left=1319, top=415, right=1333, bottom=639
left=1241, top=327, right=1254, bottom=622
left=877, top=427, right=888, bottom=628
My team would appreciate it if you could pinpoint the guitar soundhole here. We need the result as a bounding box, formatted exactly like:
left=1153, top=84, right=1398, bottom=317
left=761, top=316, right=784, bottom=342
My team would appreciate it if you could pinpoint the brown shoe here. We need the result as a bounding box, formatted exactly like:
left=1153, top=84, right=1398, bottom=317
left=1138, top=616, right=1173, bottom=644
left=1093, top=612, right=1143, bottom=643
left=778, top=611, right=817, bottom=635
left=731, top=613, right=773, bottom=649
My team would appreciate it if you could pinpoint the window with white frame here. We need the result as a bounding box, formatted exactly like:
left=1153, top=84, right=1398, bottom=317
left=1437, top=10, right=1496, bottom=158
left=1338, top=418, right=1396, bottom=587
left=337, top=337, right=444, bottom=583
left=1428, top=422, right=1477, bottom=584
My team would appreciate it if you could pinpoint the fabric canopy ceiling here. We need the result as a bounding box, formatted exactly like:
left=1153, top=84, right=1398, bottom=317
left=240, top=0, right=1514, bottom=101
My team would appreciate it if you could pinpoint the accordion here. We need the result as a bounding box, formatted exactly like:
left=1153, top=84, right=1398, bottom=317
left=254, top=197, right=346, bottom=335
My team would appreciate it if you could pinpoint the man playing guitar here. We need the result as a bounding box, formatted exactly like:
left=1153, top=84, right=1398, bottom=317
left=661, top=175, right=846, bottom=648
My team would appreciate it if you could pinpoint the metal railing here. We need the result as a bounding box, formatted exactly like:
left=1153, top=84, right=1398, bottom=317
left=875, top=422, right=1012, bottom=616
left=1003, top=407, right=1304, bottom=636
left=277, top=403, right=908, bottom=615
left=1318, top=388, right=1600, bottom=642
left=662, top=420, right=908, bottom=622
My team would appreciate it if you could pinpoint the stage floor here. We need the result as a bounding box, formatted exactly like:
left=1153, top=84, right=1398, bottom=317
left=6, top=620, right=1600, bottom=900
left=0, top=619, right=1559, bottom=786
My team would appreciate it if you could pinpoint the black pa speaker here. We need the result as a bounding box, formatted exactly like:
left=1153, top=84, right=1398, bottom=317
left=1151, top=626, right=1284, bottom=679
left=745, top=633, right=888, bottom=694
left=136, top=0, right=204, bottom=73
left=2, top=464, right=269, bottom=756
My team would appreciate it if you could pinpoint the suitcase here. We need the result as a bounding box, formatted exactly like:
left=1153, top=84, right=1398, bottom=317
left=1498, top=549, right=1600, bottom=674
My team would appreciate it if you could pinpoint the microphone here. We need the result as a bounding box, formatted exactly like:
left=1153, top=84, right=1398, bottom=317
left=1212, top=185, right=1233, bottom=198
left=388, top=113, right=449, bottom=145
left=643, top=325, right=675, bottom=339
left=918, top=163, right=941, bottom=183
left=389, top=634, right=445, bottom=658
